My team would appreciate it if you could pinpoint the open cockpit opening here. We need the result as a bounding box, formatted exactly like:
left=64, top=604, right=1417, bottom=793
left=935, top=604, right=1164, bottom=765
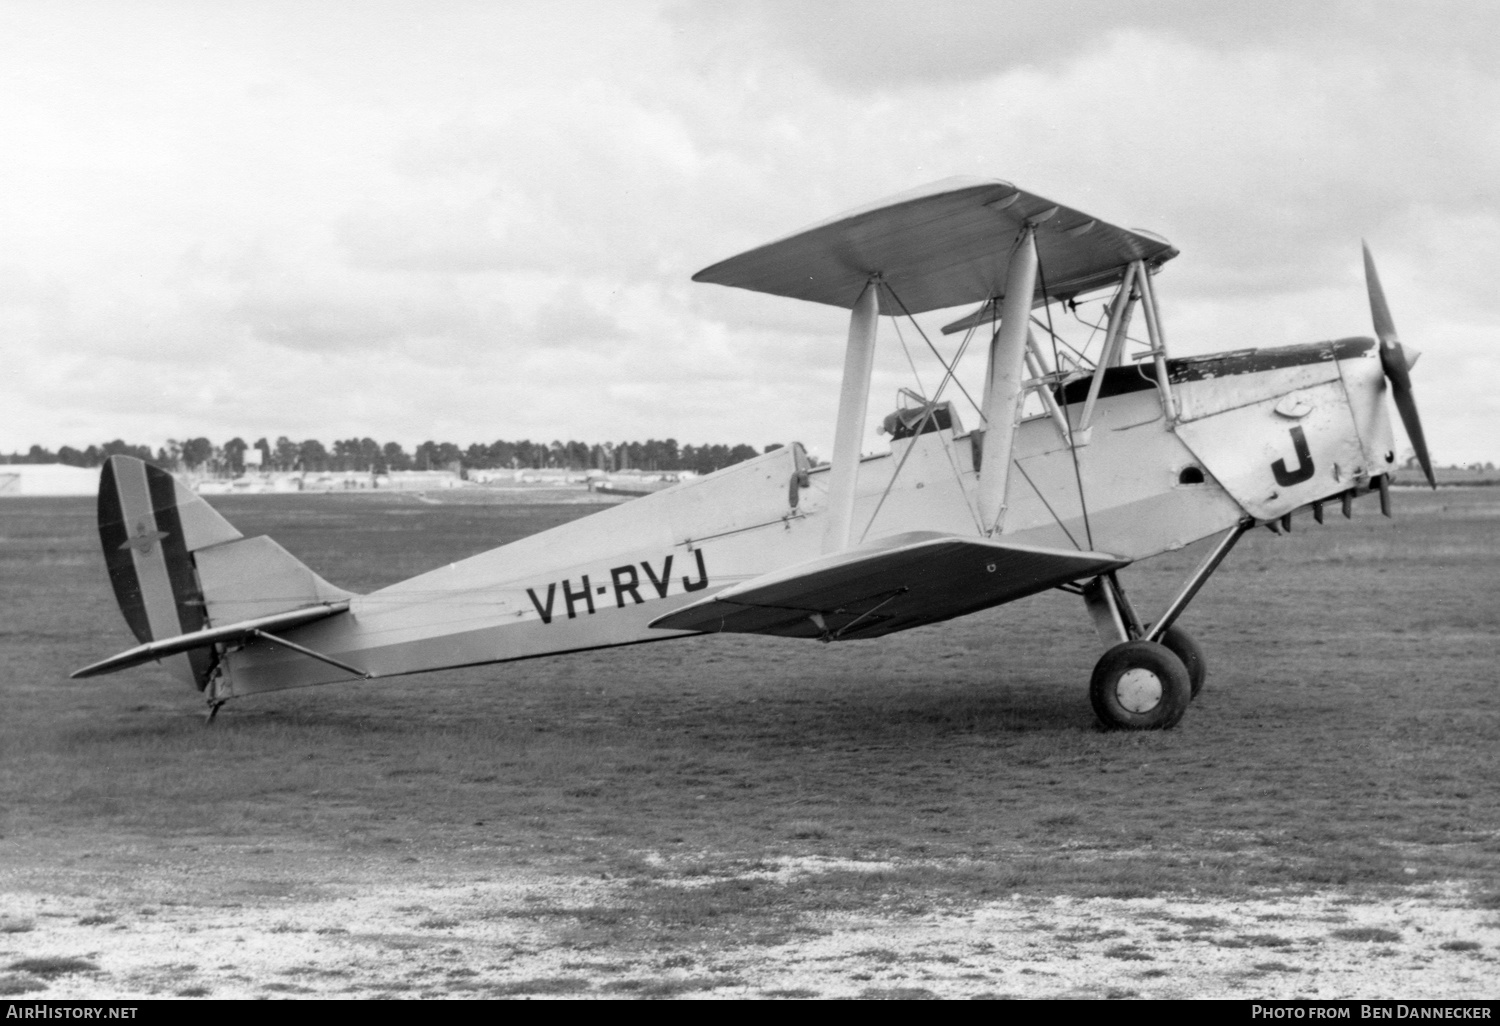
left=881, top=399, right=960, bottom=441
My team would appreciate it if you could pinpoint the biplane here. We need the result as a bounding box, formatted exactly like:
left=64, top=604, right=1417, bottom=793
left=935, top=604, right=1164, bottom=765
left=73, top=177, right=1434, bottom=730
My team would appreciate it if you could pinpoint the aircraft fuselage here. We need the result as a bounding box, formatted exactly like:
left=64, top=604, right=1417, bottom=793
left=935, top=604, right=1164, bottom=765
left=215, top=336, right=1395, bottom=698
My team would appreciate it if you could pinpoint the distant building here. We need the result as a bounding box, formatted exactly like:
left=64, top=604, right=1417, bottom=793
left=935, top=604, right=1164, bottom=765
left=591, top=469, right=697, bottom=497
left=514, top=468, right=589, bottom=485
left=467, top=468, right=521, bottom=484
left=196, top=473, right=307, bottom=495
left=378, top=470, right=468, bottom=491
left=0, top=463, right=101, bottom=497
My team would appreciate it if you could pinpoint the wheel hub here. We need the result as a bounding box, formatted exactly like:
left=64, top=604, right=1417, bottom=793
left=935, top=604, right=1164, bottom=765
left=1116, top=668, right=1163, bottom=713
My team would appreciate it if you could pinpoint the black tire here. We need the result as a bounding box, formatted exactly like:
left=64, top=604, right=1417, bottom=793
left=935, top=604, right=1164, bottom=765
left=1089, top=640, right=1192, bottom=731
left=1157, top=624, right=1207, bottom=699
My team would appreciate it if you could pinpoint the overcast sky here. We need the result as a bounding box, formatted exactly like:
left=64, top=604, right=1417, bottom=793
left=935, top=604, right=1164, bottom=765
left=2, top=1, right=1495, bottom=463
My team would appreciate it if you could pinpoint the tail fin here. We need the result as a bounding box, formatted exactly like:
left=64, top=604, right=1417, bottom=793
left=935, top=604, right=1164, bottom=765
left=92, top=456, right=352, bottom=689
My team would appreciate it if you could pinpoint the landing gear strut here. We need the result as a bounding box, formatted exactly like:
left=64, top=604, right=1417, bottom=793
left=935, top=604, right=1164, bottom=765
left=1075, top=519, right=1251, bottom=729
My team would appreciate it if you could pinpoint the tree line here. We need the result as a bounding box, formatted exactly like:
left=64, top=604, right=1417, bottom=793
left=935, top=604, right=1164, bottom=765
left=3, top=437, right=768, bottom=476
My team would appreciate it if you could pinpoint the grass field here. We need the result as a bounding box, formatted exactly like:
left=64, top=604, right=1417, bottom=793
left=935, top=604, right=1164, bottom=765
left=1, top=487, right=1497, bottom=997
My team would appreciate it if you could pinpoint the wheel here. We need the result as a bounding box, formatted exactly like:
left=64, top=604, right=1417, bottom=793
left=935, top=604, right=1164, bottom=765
left=1156, top=624, right=1207, bottom=699
left=1089, top=640, right=1192, bottom=731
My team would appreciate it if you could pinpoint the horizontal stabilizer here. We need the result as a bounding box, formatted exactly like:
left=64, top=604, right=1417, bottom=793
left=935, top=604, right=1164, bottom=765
left=70, top=602, right=350, bottom=679
left=649, top=532, right=1125, bottom=639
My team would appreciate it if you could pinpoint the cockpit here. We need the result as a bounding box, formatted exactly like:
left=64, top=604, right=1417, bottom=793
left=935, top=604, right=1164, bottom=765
left=880, top=394, right=963, bottom=442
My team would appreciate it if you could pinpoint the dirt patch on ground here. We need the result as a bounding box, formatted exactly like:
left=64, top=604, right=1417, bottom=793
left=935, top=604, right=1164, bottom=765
left=3, top=848, right=1496, bottom=1000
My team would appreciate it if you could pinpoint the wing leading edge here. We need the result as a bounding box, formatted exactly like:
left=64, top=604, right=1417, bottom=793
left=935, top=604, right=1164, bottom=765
left=648, top=532, right=1127, bottom=640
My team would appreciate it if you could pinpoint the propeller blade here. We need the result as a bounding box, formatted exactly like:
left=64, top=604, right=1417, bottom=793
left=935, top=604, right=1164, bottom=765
left=1363, top=242, right=1398, bottom=347
left=1363, top=243, right=1436, bottom=489
left=1388, top=378, right=1435, bottom=488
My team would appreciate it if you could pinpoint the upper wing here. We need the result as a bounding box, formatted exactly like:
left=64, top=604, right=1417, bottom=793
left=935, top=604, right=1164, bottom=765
left=648, top=531, right=1126, bottom=640
left=692, top=177, right=1176, bottom=316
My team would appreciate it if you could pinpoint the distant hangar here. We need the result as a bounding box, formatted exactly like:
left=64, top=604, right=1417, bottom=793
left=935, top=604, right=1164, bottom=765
left=0, top=463, right=101, bottom=496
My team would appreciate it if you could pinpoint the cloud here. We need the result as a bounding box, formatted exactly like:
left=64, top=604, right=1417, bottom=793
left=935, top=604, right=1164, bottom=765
left=676, top=1, right=1500, bottom=90
left=1, top=3, right=1495, bottom=464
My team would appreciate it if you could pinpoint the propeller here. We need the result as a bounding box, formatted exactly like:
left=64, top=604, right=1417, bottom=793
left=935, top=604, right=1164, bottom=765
left=1363, top=242, right=1436, bottom=489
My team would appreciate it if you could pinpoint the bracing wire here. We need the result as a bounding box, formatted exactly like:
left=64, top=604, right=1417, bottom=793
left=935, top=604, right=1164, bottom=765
left=1013, top=461, right=1083, bottom=551
left=1031, top=314, right=1090, bottom=369
left=857, top=282, right=984, bottom=541
left=1070, top=301, right=1109, bottom=341
left=889, top=316, right=928, bottom=400
left=1036, top=254, right=1095, bottom=551
left=884, top=285, right=985, bottom=421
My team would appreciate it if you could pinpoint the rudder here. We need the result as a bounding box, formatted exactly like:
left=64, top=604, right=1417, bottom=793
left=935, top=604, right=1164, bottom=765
left=98, top=456, right=244, bottom=688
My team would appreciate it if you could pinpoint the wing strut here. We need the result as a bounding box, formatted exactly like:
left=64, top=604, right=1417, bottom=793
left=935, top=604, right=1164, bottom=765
left=1025, top=329, right=1072, bottom=444
left=1136, top=261, right=1178, bottom=420
left=822, top=279, right=881, bottom=553
left=1075, top=261, right=1139, bottom=442
left=976, top=223, right=1040, bottom=534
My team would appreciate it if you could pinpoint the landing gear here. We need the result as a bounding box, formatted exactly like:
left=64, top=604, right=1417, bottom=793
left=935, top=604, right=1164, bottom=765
left=1073, top=520, right=1252, bottom=728
left=1089, top=640, right=1191, bottom=730
left=203, top=662, right=231, bottom=724
left=1157, top=623, right=1207, bottom=699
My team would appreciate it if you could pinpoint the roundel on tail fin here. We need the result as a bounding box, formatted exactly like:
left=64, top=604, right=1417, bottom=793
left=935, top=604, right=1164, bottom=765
left=96, top=456, right=241, bottom=690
